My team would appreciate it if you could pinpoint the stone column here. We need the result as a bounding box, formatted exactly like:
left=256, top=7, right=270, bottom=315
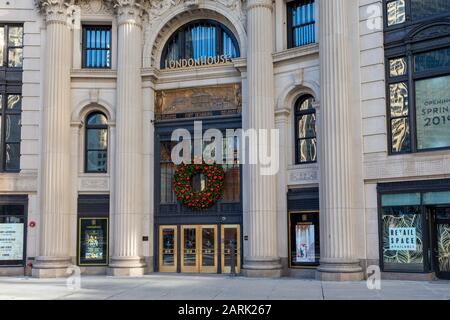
left=109, top=0, right=145, bottom=276
left=33, top=0, right=73, bottom=278
left=242, top=0, right=281, bottom=277
left=316, top=0, right=363, bottom=281
left=275, top=109, right=290, bottom=274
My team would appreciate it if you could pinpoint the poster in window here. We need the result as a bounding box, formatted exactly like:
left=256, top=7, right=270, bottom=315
left=416, top=75, right=450, bottom=150
left=389, top=227, right=417, bottom=251
left=295, top=223, right=315, bottom=263
left=0, top=223, right=24, bottom=261
left=78, top=218, right=108, bottom=266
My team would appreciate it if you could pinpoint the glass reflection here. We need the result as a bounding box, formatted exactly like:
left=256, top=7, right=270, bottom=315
left=0, top=27, right=4, bottom=67
left=7, top=95, right=21, bottom=110
left=162, top=228, right=175, bottom=266
left=390, top=83, right=408, bottom=117
left=183, top=228, right=197, bottom=267
left=387, top=0, right=406, bottom=26
left=8, top=48, right=22, bottom=68
left=299, top=138, right=317, bottom=163
left=201, top=228, right=215, bottom=267
left=391, top=118, right=410, bottom=152
left=8, top=27, right=23, bottom=47
left=389, top=58, right=407, bottom=77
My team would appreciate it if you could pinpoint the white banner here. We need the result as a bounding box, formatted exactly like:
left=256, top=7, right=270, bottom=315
left=389, top=227, right=416, bottom=251
left=0, top=223, right=24, bottom=261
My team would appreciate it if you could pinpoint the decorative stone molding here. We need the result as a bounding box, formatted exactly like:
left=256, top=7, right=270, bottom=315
left=143, top=0, right=247, bottom=68
left=288, top=168, right=319, bottom=186
left=79, top=177, right=110, bottom=191
left=35, top=0, right=74, bottom=23
left=246, top=0, right=272, bottom=11
left=113, top=0, right=144, bottom=25
left=78, top=0, right=114, bottom=15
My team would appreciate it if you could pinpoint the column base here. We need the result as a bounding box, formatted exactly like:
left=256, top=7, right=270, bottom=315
left=108, top=256, right=146, bottom=277
left=315, top=258, right=364, bottom=281
left=32, top=256, right=72, bottom=278
left=242, top=257, right=282, bottom=278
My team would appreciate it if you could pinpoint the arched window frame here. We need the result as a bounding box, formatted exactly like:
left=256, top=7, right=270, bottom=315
left=85, top=111, right=108, bottom=173
left=160, top=19, right=240, bottom=69
left=294, top=95, right=317, bottom=164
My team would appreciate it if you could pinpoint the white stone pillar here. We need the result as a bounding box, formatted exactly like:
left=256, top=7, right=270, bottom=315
left=109, top=0, right=145, bottom=276
left=33, top=0, right=73, bottom=278
left=316, top=0, right=363, bottom=281
left=242, top=0, right=281, bottom=277
left=275, top=109, right=290, bottom=273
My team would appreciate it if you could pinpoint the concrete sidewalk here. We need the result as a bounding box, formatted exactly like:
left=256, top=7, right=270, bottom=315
left=0, top=274, right=449, bottom=300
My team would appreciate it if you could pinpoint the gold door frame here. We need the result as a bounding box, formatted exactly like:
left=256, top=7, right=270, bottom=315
left=221, top=224, right=241, bottom=274
left=199, top=225, right=218, bottom=273
left=159, top=225, right=177, bottom=273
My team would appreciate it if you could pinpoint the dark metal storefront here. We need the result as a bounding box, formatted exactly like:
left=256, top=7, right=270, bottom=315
left=378, top=179, right=450, bottom=279
left=154, top=115, right=243, bottom=274
left=287, top=188, right=320, bottom=269
left=0, top=195, right=28, bottom=267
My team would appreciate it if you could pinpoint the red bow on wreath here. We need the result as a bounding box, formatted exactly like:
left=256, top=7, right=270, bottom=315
left=173, top=162, right=225, bottom=210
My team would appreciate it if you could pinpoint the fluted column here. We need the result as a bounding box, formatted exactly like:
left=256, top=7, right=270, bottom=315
left=242, top=0, right=281, bottom=277
left=316, top=0, right=363, bottom=281
left=109, top=0, right=145, bottom=276
left=33, top=0, right=73, bottom=278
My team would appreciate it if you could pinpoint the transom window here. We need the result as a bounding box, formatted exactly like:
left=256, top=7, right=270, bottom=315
left=287, top=0, right=316, bottom=49
left=0, top=24, right=23, bottom=68
left=295, top=95, right=317, bottom=164
left=82, top=26, right=111, bottom=69
left=160, top=20, right=240, bottom=69
left=386, top=0, right=450, bottom=27
left=85, top=112, right=108, bottom=173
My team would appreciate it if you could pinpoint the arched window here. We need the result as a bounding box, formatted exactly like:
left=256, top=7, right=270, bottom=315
left=85, top=112, right=108, bottom=173
left=160, top=20, right=240, bottom=69
left=295, top=95, right=317, bottom=164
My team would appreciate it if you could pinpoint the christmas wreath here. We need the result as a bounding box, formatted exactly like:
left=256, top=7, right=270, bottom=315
left=173, top=162, right=225, bottom=210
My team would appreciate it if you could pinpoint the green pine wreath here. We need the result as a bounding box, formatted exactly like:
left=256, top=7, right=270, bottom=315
left=173, top=162, right=225, bottom=210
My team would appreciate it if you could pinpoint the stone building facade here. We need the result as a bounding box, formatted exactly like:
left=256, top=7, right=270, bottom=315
left=0, top=0, right=449, bottom=281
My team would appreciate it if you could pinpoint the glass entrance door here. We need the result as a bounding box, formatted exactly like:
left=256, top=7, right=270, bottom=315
left=159, top=226, right=177, bottom=273
left=200, top=225, right=217, bottom=273
left=432, top=208, right=450, bottom=279
left=221, top=225, right=241, bottom=274
left=181, top=225, right=198, bottom=273
left=181, top=225, right=218, bottom=273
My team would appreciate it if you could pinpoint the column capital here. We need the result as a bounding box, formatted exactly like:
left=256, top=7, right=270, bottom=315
left=35, top=0, right=74, bottom=24
left=246, top=0, right=273, bottom=11
left=113, top=0, right=144, bottom=26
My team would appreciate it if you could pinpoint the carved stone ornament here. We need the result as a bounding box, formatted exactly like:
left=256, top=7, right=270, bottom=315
left=155, top=83, right=242, bottom=120
left=113, top=0, right=144, bottom=24
left=78, top=0, right=114, bottom=15
left=142, top=0, right=246, bottom=30
left=35, top=0, right=75, bottom=23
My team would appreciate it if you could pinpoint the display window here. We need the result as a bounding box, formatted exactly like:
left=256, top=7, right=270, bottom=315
left=289, top=211, right=320, bottom=268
